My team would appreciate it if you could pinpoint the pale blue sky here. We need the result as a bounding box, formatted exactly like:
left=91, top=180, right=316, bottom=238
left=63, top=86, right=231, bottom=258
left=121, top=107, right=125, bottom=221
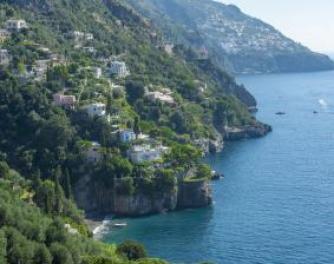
left=218, top=0, right=334, bottom=54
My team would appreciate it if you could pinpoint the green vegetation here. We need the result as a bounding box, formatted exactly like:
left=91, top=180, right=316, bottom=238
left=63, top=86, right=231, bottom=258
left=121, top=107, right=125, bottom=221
left=116, top=240, right=147, bottom=261
left=0, top=0, right=253, bottom=201
left=0, top=0, right=266, bottom=263
left=0, top=163, right=171, bottom=264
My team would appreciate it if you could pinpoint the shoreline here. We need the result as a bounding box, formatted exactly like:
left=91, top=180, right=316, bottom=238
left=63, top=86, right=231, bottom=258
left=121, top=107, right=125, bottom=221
left=84, top=123, right=272, bottom=238
left=85, top=213, right=111, bottom=235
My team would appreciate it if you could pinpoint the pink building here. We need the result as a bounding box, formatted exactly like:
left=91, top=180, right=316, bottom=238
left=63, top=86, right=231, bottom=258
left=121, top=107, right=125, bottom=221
left=53, top=93, right=76, bottom=109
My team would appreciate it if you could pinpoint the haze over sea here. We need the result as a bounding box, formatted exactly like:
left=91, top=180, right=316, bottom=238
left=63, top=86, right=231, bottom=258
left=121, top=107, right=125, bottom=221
left=102, top=71, right=334, bottom=264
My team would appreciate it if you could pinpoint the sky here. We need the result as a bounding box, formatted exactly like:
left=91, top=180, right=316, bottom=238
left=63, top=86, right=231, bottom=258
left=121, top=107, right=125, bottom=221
left=219, top=0, right=334, bottom=54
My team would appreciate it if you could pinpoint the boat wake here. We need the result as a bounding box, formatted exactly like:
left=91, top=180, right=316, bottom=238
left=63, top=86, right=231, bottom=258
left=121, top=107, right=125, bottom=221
left=318, top=98, right=328, bottom=108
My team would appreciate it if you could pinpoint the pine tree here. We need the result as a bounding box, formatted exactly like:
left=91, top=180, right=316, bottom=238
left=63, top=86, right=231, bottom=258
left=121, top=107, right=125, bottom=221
left=32, top=169, right=42, bottom=190
left=106, top=94, right=113, bottom=116
left=54, top=166, right=63, bottom=214
left=63, top=169, right=73, bottom=200
left=133, top=116, right=141, bottom=139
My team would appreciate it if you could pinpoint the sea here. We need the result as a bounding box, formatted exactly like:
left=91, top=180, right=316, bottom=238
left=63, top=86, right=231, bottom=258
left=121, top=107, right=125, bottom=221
left=100, top=71, right=334, bottom=264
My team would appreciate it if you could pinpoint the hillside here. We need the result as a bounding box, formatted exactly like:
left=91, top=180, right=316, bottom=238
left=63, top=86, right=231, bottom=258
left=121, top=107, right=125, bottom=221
left=0, top=163, right=169, bottom=264
left=0, top=0, right=271, bottom=262
left=127, top=0, right=334, bottom=74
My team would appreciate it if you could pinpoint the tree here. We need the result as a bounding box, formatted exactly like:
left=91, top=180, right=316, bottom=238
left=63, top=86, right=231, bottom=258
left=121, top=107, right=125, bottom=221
left=54, top=166, right=63, bottom=214
left=155, top=169, right=177, bottom=192
left=133, top=116, right=141, bottom=138
left=33, top=244, right=52, bottom=264
left=116, top=240, right=147, bottom=261
left=46, top=219, right=67, bottom=245
left=34, top=180, right=56, bottom=215
left=125, top=81, right=146, bottom=104
left=196, top=164, right=212, bottom=179
left=47, top=65, right=69, bottom=84
left=0, top=162, right=10, bottom=178
left=5, top=227, right=35, bottom=264
left=170, top=111, right=188, bottom=134
left=37, top=115, right=74, bottom=150
left=50, top=243, right=74, bottom=264
left=214, top=100, right=229, bottom=128
left=0, top=229, right=7, bottom=264
left=167, top=144, right=202, bottom=168
left=17, top=62, right=26, bottom=74
left=96, top=155, right=133, bottom=187
left=63, top=169, right=73, bottom=200
left=32, top=169, right=42, bottom=190
left=106, top=94, right=113, bottom=116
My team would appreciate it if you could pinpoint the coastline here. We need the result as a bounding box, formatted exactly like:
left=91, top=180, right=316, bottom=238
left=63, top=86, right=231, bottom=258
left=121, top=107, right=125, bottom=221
left=85, top=212, right=112, bottom=237
left=84, top=122, right=272, bottom=238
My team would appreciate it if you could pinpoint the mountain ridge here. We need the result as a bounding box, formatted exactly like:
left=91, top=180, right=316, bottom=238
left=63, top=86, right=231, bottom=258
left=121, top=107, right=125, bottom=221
left=127, top=0, right=334, bottom=74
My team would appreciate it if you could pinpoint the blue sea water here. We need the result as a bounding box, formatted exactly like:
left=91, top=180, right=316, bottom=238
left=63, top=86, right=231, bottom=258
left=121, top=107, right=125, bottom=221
left=102, top=71, right=334, bottom=264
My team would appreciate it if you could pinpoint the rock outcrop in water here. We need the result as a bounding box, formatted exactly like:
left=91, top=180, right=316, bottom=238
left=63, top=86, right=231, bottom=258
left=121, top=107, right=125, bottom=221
left=224, top=123, right=272, bottom=141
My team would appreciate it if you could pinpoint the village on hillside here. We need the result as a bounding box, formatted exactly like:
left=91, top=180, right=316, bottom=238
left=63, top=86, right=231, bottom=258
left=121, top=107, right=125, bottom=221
left=0, top=18, right=213, bottom=184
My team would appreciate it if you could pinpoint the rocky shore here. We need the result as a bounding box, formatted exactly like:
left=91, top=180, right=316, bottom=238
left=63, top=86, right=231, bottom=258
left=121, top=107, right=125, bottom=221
left=224, top=123, right=272, bottom=141
left=76, top=123, right=271, bottom=219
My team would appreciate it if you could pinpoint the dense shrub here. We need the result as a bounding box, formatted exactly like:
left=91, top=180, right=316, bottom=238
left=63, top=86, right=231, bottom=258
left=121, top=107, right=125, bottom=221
left=116, top=240, right=147, bottom=260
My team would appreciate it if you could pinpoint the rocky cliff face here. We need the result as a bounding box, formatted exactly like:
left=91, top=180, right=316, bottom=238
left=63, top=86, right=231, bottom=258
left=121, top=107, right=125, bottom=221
left=224, top=123, right=272, bottom=141
left=127, top=0, right=334, bottom=74
left=178, top=181, right=212, bottom=209
left=74, top=175, right=212, bottom=217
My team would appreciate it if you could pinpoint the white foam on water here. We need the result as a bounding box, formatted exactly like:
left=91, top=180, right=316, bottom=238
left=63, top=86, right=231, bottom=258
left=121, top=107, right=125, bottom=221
left=93, top=215, right=113, bottom=239
left=318, top=98, right=328, bottom=108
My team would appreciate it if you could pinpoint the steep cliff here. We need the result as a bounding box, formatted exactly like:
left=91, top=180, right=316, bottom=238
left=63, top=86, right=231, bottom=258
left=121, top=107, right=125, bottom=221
left=178, top=181, right=212, bottom=209
left=74, top=175, right=212, bottom=216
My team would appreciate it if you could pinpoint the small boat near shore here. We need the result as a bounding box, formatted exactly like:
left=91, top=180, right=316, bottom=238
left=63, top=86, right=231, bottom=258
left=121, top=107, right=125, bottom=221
left=112, top=223, right=127, bottom=228
left=211, top=170, right=224, bottom=181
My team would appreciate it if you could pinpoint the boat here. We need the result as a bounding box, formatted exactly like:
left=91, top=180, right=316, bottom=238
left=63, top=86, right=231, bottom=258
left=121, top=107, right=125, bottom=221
left=112, top=223, right=127, bottom=228
left=275, top=111, right=286, bottom=115
left=211, top=170, right=224, bottom=180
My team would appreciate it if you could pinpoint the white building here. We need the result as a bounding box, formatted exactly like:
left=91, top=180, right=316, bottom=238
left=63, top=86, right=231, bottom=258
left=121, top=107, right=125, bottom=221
left=72, top=31, right=85, bottom=39
left=71, top=31, right=94, bottom=41
left=82, top=46, right=96, bottom=54
left=119, top=130, right=136, bottom=143
left=5, top=19, right=28, bottom=31
left=0, top=29, right=10, bottom=43
left=92, top=67, right=102, bottom=79
left=85, top=33, right=94, bottom=41
left=85, top=142, right=102, bottom=163
left=53, top=93, right=77, bottom=109
left=145, top=89, right=175, bottom=105
left=32, top=60, right=49, bottom=80
left=137, top=133, right=150, bottom=141
left=0, top=49, right=10, bottom=65
left=128, top=144, right=169, bottom=164
left=163, top=44, right=174, bottom=55
left=83, top=103, right=106, bottom=118
left=109, top=61, right=129, bottom=78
